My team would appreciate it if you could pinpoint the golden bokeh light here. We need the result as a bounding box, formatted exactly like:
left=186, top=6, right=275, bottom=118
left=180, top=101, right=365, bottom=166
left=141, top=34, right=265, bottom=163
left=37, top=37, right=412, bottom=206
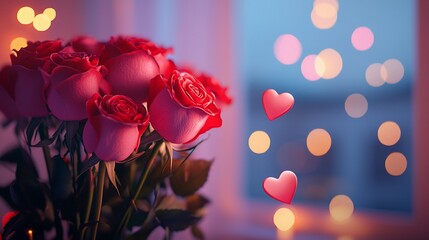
left=33, top=14, right=51, bottom=31
left=306, top=128, right=332, bottom=156
left=10, top=37, right=28, bottom=53
left=383, top=59, right=404, bottom=84
left=314, top=3, right=337, bottom=18
left=365, top=63, right=386, bottom=87
left=385, top=152, right=407, bottom=176
left=43, top=8, right=57, bottom=21
left=273, top=208, right=295, bottom=231
left=17, top=6, right=35, bottom=25
left=248, top=130, right=271, bottom=154
left=378, top=121, right=401, bottom=146
left=329, top=195, right=354, bottom=221
left=345, top=93, right=368, bottom=118
left=314, top=0, right=339, bottom=11
left=315, top=48, right=343, bottom=79
left=311, top=8, right=337, bottom=29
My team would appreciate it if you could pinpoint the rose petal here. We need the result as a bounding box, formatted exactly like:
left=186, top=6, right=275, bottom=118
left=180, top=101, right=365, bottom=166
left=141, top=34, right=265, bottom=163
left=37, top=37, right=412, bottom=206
left=150, top=88, right=208, bottom=144
left=47, top=69, right=105, bottom=120
left=106, top=51, right=159, bottom=103
left=13, top=66, right=50, bottom=117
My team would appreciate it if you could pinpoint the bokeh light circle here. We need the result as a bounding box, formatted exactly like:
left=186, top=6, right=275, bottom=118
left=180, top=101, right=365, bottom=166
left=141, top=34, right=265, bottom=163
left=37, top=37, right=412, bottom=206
left=10, top=37, right=28, bottom=53
left=385, top=152, right=407, bottom=176
left=33, top=14, right=51, bottom=31
left=311, top=8, right=337, bottom=29
left=351, top=27, right=374, bottom=51
left=273, top=208, right=295, bottom=231
left=306, top=128, right=332, bottom=156
left=274, top=34, right=302, bottom=65
left=345, top=93, right=368, bottom=118
left=17, top=6, right=35, bottom=25
left=365, top=63, right=386, bottom=87
left=383, top=59, right=404, bottom=84
left=329, top=195, right=354, bottom=221
left=43, top=8, right=57, bottom=21
left=301, top=54, right=321, bottom=81
left=313, top=0, right=339, bottom=11
left=315, top=48, right=343, bottom=79
left=248, top=130, right=271, bottom=154
left=378, top=121, right=401, bottom=146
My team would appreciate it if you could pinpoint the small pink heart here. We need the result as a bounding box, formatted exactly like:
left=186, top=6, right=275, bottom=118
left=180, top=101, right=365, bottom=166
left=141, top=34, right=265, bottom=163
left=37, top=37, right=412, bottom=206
left=263, top=171, right=297, bottom=204
left=262, top=89, right=294, bottom=121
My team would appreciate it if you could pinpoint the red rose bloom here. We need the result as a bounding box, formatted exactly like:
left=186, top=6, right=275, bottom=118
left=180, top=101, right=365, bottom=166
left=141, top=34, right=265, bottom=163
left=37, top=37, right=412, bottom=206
left=46, top=51, right=111, bottom=120
left=69, top=36, right=105, bottom=56
left=9, top=40, right=63, bottom=117
left=197, top=73, right=233, bottom=106
left=83, top=94, right=149, bottom=162
left=148, top=70, right=222, bottom=144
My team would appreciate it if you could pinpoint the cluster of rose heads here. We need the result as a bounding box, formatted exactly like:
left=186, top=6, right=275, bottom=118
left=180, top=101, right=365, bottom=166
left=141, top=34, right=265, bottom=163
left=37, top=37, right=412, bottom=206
left=0, top=36, right=232, bottom=162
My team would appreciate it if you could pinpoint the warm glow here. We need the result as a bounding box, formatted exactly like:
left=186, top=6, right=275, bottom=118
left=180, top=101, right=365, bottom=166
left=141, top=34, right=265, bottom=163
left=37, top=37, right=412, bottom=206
left=314, top=0, right=339, bottom=11
left=10, top=37, right=28, bottom=53
left=274, top=34, right=302, bottom=65
left=311, top=8, right=337, bottom=29
left=33, top=14, right=51, bottom=31
left=17, top=6, right=35, bottom=25
left=249, top=130, right=271, bottom=154
left=385, top=152, right=407, bottom=176
left=43, top=8, right=57, bottom=21
left=306, top=128, right=331, bottom=156
left=345, top=93, right=368, bottom=118
left=365, top=63, right=386, bottom=87
left=28, top=229, right=33, bottom=240
left=383, top=59, right=404, bottom=84
left=351, top=27, right=374, bottom=51
left=301, top=54, right=321, bottom=81
left=338, top=236, right=353, bottom=240
left=314, top=3, right=337, bottom=18
left=315, top=48, right=343, bottom=79
left=329, top=195, right=354, bottom=221
left=378, top=121, right=401, bottom=146
left=273, top=208, right=295, bottom=231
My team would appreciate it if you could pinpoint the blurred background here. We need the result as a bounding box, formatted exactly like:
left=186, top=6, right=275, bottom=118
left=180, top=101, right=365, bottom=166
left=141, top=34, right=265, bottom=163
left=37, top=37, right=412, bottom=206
left=1, top=0, right=428, bottom=239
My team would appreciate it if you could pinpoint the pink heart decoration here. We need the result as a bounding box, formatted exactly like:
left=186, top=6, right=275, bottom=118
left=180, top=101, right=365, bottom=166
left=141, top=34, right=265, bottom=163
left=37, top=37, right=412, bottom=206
left=262, top=89, right=294, bottom=121
left=263, top=171, right=297, bottom=204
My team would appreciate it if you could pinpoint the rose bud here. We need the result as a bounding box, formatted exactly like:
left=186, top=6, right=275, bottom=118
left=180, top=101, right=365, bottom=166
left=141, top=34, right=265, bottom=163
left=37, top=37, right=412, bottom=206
left=148, top=71, right=222, bottom=144
left=10, top=40, right=63, bottom=117
left=83, top=94, right=149, bottom=162
left=0, top=66, right=20, bottom=119
left=99, top=36, right=175, bottom=103
left=46, top=51, right=111, bottom=120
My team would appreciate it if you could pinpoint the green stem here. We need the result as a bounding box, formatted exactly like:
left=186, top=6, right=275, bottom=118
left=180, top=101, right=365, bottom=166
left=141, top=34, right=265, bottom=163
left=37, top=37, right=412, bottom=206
left=39, top=124, right=63, bottom=240
left=80, top=172, right=94, bottom=240
left=71, top=150, right=81, bottom=232
left=114, top=141, right=163, bottom=238
left=91, top=161, right=106, bottom=240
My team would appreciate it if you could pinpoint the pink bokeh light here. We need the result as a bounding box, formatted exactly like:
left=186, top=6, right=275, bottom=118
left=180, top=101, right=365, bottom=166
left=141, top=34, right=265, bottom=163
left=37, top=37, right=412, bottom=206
left=351, top=26, right=374, bottom=51
left=301, top=54, right=321, bottom=81
left=274, top=34, right=302, bottom=65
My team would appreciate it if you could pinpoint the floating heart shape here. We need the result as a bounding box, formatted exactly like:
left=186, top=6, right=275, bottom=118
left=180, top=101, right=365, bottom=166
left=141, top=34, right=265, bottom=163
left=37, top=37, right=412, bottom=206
left=262, top=89, right=294, bottom=121
left=263, top=171, right=297, bottom=204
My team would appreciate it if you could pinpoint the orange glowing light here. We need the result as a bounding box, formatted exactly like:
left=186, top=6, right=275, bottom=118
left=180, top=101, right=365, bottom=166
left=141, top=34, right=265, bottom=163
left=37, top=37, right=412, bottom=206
left=43, top=8, right=57, bottom=21
left=306, top=128, right=332, bottom=156
left=329, top=195, right=354, bottom=221
left=248, top=130, right=271, bottom=154
left=315, top=48, right=343, bottom=79
left=273, top=208, right=295, bottom=231
left=10, top=37, right=28, bottom=53
left=33, top=14, right=51, bottom=31
left=17, top=6, right=35, bottom=25
left=378, top=121, right=401, bottom=146
left=385, top=152, right=407, bottom=176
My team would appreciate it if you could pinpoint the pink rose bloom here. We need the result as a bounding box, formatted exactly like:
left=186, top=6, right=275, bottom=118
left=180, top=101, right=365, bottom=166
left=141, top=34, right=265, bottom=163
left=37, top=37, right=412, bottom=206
left=99, top=36, right=169, bottom=103
left=83, top=94, right=149, bottom=162
left=46, top=51, right=111, bottom=120
left=148, top=70, right=222, bottom=144
left=0, top=66, right=20, bottom=119
left=10, top=40, right=63, bottom=117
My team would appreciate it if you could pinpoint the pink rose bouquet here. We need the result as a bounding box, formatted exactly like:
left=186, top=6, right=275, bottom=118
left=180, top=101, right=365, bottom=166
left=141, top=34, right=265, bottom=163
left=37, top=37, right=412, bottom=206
left=0, top=35, right=231, bottom=240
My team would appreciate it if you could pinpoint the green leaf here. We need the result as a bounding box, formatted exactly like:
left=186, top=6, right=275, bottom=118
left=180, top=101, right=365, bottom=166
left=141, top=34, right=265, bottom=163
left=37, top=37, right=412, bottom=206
left=155, top=209, right=200, bottom=231
left=78, top=155, right=100, bottom=178
left=169, top=160, right=212, bottom=197
left=186, top=195, right=210, bottom=213
left=51, top=155, right=72, bottom=202
left=126, top=209, right=149, bottom=230
left=105, top=161, right=120, bottom=195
